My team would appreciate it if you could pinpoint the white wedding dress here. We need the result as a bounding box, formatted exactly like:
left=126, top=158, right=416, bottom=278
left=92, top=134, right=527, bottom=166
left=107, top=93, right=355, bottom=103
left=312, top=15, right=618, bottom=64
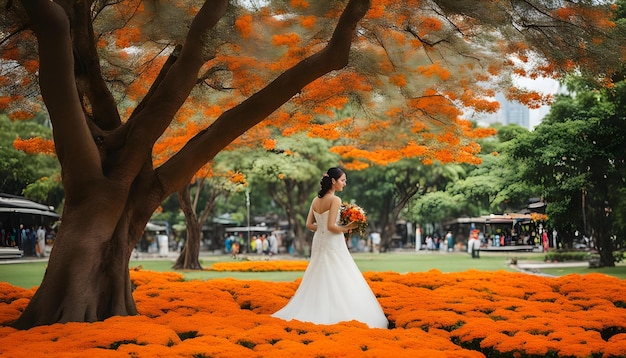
left=272, top=210, right=388, bottom=329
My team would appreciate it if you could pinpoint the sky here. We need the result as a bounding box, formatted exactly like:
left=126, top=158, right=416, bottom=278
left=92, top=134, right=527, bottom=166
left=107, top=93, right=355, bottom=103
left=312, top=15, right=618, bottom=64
left=516, top=76, right=562, bottom=129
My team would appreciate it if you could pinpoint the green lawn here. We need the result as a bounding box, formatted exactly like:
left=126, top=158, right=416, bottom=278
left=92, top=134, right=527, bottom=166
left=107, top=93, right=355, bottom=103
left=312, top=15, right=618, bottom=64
left=1, top=251, right=624, bottom=289
left=538, top=265, right=626, bottom=278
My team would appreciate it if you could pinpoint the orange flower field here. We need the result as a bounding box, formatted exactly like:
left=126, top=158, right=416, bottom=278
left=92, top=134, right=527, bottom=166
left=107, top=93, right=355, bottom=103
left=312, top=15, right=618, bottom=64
left=211, top=260, right=309, bottom=272
left=1, top=262, right=626, bottom=357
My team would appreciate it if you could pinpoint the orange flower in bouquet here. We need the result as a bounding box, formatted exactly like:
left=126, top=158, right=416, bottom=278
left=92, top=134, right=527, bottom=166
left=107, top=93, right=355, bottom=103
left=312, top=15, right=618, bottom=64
left=340, top=202, right=368, bottom=236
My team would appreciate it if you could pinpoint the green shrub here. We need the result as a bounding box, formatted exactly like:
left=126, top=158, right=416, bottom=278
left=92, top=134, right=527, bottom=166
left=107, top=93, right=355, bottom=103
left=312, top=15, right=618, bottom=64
left=544, top=251, right=590, bottom=262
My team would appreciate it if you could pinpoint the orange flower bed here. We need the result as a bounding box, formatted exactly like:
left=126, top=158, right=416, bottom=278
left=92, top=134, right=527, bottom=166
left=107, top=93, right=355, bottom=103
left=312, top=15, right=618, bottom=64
left=1, top=269, right=626, bottom=357
left=209, top=260, right=309, bottom=272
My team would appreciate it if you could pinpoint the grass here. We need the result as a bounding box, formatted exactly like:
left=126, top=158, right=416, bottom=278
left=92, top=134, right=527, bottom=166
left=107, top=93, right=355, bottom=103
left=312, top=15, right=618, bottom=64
left=1, top=251, right=624, bottom=289
left=0, top=260, right=51, bottom=289
left=538, top=265, right=626, bottom=278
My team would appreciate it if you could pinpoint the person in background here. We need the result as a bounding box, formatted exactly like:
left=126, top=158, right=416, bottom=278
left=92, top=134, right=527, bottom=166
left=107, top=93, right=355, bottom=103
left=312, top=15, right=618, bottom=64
left=261, top=234, right=269, bottom=255
left=31, top=226, right=37, bottom=256
left=36, top=226, right=46, bottom=257
left=446, top=231, right=454, bottom=252
left=268, top=232, right=278, bottom=255
left=231, top=240, right=240, bottom=259
left=21, top=224, right=32, bottom=256
left=224, top=234, right=232, bottom=254
left=255, top=235, right=263, bottom=254
left=370, top=232, right=381, bottom=254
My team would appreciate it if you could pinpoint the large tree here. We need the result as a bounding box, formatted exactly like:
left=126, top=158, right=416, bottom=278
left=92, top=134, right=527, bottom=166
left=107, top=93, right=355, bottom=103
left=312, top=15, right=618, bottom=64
left=509, top=76, right=626, bottom=267
left=8, top=0, right=371, bottom=329
left=172, top=171, right=240, bottom=270
left=444, top=126, right=540, bottom=216
left=1, top=0, right=623, bottom=329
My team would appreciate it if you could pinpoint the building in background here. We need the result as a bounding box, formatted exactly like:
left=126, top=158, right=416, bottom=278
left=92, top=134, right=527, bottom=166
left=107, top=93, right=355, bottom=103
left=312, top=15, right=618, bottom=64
left=474, top=93, right=530, bottom=129
left=470, top=77, right=561, bottom=130
left=495, top=93, right=530, bottom=128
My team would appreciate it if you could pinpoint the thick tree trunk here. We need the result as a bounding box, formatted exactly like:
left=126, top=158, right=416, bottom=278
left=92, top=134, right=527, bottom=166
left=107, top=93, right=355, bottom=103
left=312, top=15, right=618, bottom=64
left=12, top=196, right=143, bottom=329
left=380, top=173, right=421, bottom=251
left=593, top=225, right=615, bottom=267
left=598, top=243, right=616, bottom=267
left=293, top=220, right=308, bottom=254
left=382, top=219, right=397, bottom=252
left=173, top=240, right=203, bottom=270
left=293, top=181, right=315, bottom=254
left=380, top=199, right=415, bottom=251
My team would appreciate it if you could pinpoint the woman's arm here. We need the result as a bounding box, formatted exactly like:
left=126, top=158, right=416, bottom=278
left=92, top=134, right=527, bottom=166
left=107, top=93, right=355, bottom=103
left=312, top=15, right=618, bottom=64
left=305, top=203, right=317, bottom=231
left=326, top=196, right=357, bottom=234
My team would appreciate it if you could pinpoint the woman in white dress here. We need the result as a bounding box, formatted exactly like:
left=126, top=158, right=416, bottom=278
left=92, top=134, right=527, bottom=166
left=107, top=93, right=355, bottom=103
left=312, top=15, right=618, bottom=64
left=272, top=167, right=388, bottom=329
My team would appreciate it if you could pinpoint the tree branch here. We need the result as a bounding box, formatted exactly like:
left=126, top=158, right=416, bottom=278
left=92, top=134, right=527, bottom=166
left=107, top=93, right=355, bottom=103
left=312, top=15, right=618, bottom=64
left=21, top=0, right=102, bottom=184
left=129, top=45, right=183, bottom=121
left=112, top=0, right=228, bottom=181
left=59, top=0, right=122, bottom=131
left=103, top=44, right=183, bottom=154
left=156, top=0, right=371, bottom=194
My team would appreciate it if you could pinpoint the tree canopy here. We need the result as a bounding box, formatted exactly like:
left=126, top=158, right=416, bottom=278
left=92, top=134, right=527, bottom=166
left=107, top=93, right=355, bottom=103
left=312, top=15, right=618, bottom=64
left=3, top=0, right=624, bottom=168
left=0, top=114, right=62, bottom=206
left=509, top=75, right=626, bottom=266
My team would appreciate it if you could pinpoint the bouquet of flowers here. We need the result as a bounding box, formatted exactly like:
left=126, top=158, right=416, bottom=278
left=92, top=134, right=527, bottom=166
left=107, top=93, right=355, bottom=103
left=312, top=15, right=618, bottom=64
left=340, top=202, right=368, bottom=237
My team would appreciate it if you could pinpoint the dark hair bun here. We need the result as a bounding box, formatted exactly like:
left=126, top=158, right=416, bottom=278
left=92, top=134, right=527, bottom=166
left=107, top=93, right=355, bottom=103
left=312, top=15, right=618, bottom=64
left=317, top=167, right=345, bottom=198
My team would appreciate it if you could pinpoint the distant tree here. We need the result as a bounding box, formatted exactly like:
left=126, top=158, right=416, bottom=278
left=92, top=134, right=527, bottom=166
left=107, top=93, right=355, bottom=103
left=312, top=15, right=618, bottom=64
left=410, top=190, right=463, bottom=230
left=509, top=77, right=626, bottom=266
left=494, top=124, right=532, bottom=143
left=410, top=124, right=542, bottom=230
left=151, top=117, right=248, bottom=270
left=173, top=168, right=244, bottom=270
left=0, top=114, right=61, bottom=206
left=226, top=135, right=338, bottom=254
left=446, top=151, right=537, bottom=216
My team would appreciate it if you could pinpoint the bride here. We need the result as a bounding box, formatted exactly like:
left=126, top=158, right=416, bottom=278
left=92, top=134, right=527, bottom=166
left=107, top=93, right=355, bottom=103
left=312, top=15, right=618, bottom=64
left=272, top=167, right=388, bottom=329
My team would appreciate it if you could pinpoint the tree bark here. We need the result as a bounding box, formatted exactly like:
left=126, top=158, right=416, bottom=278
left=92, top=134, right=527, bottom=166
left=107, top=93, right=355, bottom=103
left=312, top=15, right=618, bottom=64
left=173, top=185, right=203, bottom=270
left=589, top=197, right=616, bottom=267
left=12, top=199, right=143, bottom=329
left=380, top=184, right=420, bottom=251
left=174, top=179, right=222, bottom=269
left=13, top=0, right=370, bottom=329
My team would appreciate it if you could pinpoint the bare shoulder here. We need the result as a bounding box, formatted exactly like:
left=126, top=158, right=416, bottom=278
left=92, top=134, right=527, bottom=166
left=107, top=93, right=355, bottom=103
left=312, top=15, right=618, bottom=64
left=330, top=195, right=342, bottom=208
left=311, top=196, right=328, bottom=213
left=312, top=194, right=342, bottom=213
